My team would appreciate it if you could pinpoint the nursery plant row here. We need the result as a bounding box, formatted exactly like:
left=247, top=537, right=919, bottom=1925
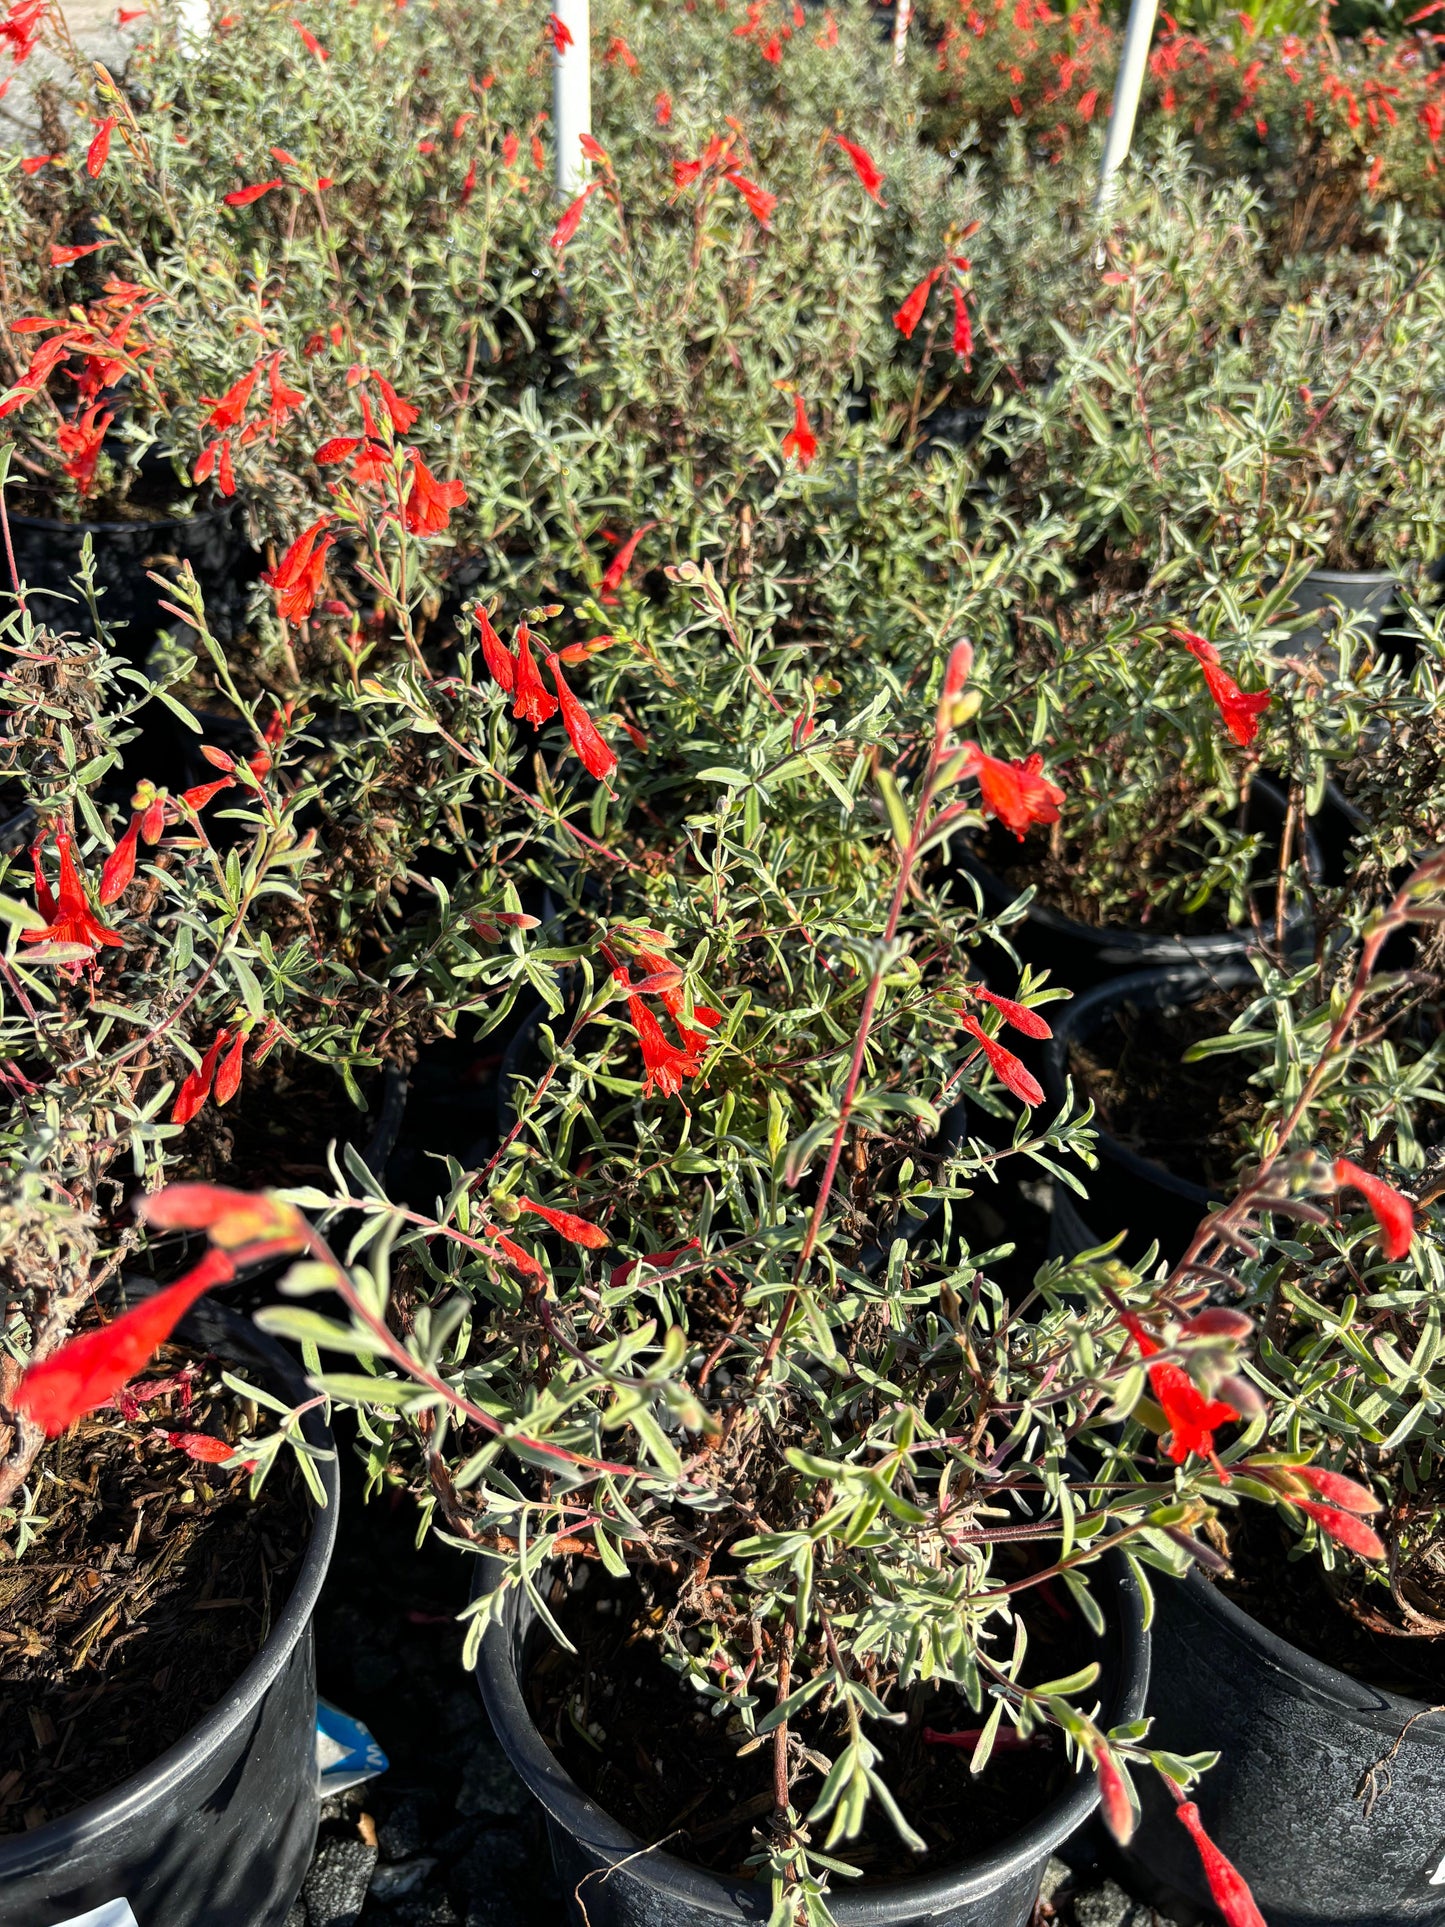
left=1, top=0, right=1444, bottom=1924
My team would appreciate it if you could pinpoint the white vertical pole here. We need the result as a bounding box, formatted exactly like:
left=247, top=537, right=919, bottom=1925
left=176, top=0, right=210, bottom=53
left=892, top=0, right=912, bottom=66
left=553, top=0, right=592, bottom=197
left=1095, top=0, right=1160, bottom=210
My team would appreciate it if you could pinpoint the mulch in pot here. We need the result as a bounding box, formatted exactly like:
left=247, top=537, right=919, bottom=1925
left=525, top=1561, right=1100, bottom=1885
left=1216, top=1505, right=1445, bottom=1702
left=1066, top=983, right=1260, bottom=1193
left=0, top=1351, right=307, bottom=1833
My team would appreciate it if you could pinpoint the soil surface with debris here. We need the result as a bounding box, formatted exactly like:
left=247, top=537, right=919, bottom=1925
left=0, top=1358, right=306, bottom=1833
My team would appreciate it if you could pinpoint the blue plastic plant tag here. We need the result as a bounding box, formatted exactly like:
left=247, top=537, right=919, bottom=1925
left=315, top=1696, right=389, bottom=1794
left=52, top=1906, right=139, bottom=1927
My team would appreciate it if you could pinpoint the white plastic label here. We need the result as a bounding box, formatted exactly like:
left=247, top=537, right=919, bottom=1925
left=53, top=1906, right=139, bottom=1927
left=1431, top=1851, right=1445, bottom=1886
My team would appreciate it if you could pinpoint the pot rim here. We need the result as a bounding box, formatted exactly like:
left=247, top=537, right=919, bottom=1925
left=1298, top=568, right=1398, bottom=587
left=471, top=1548, right=1149, bottom=1921
left=0, top=1303, right=338, bottom=1875
left=8, top=498, right=235, bottom=538
left=1177, top=1564, right=1445, bottom=1727
left=1041, top=959, right=1260, bottom=1207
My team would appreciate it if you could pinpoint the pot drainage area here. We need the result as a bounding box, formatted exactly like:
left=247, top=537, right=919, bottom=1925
left=293, top=1448, right=1186, bottom=1927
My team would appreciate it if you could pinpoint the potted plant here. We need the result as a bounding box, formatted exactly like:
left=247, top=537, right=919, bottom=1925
left=957, top=572, right=1318, bottom=984
left=0, top=459, right=598, bottom=1919
left=18, top=631, right=1356, bottom=1927
left=1106, top=857, right=1445, bottom=1923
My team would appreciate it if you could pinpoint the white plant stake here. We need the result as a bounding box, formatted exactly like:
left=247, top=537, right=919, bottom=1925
left=893, top=0, right=913, bottom=66
left=1095, top=0, right=1161, bottom=209
left=176, top=0, right=210, bottom=53
left=552, top=0, right=592, bottom=197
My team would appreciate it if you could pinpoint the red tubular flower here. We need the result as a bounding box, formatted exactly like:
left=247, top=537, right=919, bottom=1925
left=512, top=623, right=559, bottom=725
left=1174, top=1802, right=1267, bottom=1927
left=181, top=777, right=233, bottom=813
left=262, top=516, right=333, bottom=623
left=781, top=394, right=817, bottom=469
left=199, top=364, right=260, bottom=431
left=655, top=91, right=672, bottom=125
left=634, top=946, right=723, bottom=1054
left=502, top=131, right=520, bottom=166
left=725, top=168, right=776, bottom=226
left=760, top=32, right=782, bottom=59
left=600, top=523, right=656, bottom=602
left=52, top=240, right=117, bottom=265
left=493, top=1234, right=544, bottom=1278
left=894, top=267, right=943, bottom=340
left=292, top=16, right=327, bottom=57
left=833, top=133, right=887, bottom=205
left=1297, top=1500, right=1386, bottom=1560
left=15, top=1247, right=237, bottom=1437
left=172, top=1028, right=232, bottom=1125
left=960, top=1014, right=1044, bottom=1106
left=314, top=435, right=363, bottom=465
left=628, top=994, right=702, bottom=1098
left=974, top=987, right=1051, bottom=1039
left=23, top=827, right=123, bottom=957
left=1120, top=1312, right=1241, bottom=1467
left=223, top=178, right=283, bottom=207
left=57, top=402, right=113, bottom=495
left=264, top=353, right=305, bottom=434
left=546, top=10, right=572, bottom=52
left=952, top=284, right=973, bottom=364
left=1096, top=1745, right=1136, bottom=1846
left=166, top=1431, right=231, bottom=1462
left=604, top=32, right=636, bottom=66
left=549, top=179, right=600, bottom=250
left=372, top=374, right=419, bottom=433
left=518, top=1199, right=609, bottom=1247
left=1333, top=1156, right=1414, bottom=1260
left=1179, top=634, right=1271, bottom=748
left=547, top=656, right=618, bottom=784
left=86, top=114, right=116, bottom=178
left=461, top=157, right=478, bottom=204
left=961, top=744, right=1064, bottom=839
left=531, top=133, right=547, bottom=170
left=98, top=813, right=142, bottom=904
left=1291, top=1465, right=1380, bottom=1514
left=214, top=1029, right=246, bottom=1106
left=475, top=606, right=516, bottom=692
left=402, top=453, right=467, bottom=535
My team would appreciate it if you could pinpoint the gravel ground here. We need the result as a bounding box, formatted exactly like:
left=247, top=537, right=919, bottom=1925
left=0, top=0, right=141, bottom=149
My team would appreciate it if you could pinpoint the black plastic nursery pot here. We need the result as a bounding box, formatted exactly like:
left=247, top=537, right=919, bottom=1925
left=470, top=1551, right=1150, bottom=1927
left=0, top=1303, right=339, bottom=1927
left=7, top=494, right=260, bottom=656
left=1287, top=567, right=1398, bottom=661
left=1040, top=961, right=1258, bottom=1265
left=1125, top=1567, right=1445, bottom=1927
left=955, top=776, right=1311, bottom=991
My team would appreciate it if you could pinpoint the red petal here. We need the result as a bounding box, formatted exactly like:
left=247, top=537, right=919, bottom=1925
left=15, top=1250, right=236, bottom=1436
left=519, top=1199, right=609, bottom=1248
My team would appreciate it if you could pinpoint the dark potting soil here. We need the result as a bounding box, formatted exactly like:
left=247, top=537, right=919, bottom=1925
left=1067, top=986, right=1260, bottom=1191
left=526, top=1565, right=1099, bottom=1884
left=8, top=468, right=202, bottom=527
left=1216, top=1504, right=1445, bottom=1701
left=183, top=1055, right=382, bottom=1191
left=0, top=1352, right=307, bottom=1832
